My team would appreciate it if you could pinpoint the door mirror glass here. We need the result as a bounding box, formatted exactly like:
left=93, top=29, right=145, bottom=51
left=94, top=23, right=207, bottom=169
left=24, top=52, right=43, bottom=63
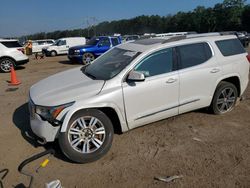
left=127, top=71, right=145, bottom=82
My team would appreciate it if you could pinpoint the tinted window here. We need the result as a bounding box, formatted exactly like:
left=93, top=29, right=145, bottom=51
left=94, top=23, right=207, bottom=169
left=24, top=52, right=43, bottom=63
left=99, top=38, right=111, bottom=46
left=135, top=48, right=173, bottom=77
left=215, top=39, right=245, bottom=56
left=178, top=43, right=212, bottom=69
left=111, top=38, right=119, bottom=46
left=47, top=40, right=54, bottom=44
left=1, top=41, right=22, bottom=48
left=38, top=41, right=46, bottom=45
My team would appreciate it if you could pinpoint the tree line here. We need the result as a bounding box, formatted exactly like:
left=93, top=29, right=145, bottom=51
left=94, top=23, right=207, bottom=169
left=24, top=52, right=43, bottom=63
left=21, top=0, right=250, bottom=41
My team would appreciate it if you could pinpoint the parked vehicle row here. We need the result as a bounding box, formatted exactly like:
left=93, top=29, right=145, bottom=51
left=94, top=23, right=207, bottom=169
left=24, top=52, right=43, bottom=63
left=29, top=33, right=249, bottom=163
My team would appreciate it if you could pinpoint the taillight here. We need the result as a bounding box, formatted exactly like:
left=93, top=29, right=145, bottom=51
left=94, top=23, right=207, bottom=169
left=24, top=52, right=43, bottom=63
left=17, top=48, right=24, bottom=54
left=247, top=54, right=250, bottom=63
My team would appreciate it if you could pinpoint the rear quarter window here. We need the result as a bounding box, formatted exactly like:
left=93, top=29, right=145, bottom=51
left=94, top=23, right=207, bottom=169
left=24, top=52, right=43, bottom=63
left=177, top=42, right=212, bottom=69
left=215, top=39, right=246, bottom=56
left=1, top=41, right=22, bottom=48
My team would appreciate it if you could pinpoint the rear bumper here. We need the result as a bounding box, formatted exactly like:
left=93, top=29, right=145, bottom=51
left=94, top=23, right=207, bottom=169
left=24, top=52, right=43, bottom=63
left=16, top=58, right=29, bottom=66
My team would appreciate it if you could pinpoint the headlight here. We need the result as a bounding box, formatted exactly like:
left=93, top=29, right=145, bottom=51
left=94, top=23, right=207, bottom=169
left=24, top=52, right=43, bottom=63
left=35, top=102, right=74, bottom=121
left=74, top=49, right=80, bottom=55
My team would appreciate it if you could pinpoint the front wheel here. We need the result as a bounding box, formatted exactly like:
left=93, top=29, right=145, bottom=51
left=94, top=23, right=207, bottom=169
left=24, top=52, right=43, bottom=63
left=50, top=51, right=57, bottom=57
left=59, top=109, right=114, bottom=163
left=82, top=53, right=95, bottom=65
left=210, top=81, right=238, bottom=115
left=0, top=58, right=15, bottom=73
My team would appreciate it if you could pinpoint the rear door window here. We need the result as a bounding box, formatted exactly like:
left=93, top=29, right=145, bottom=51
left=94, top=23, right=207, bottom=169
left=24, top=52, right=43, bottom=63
left=177, top=42, right=212, bottom=69
left=1, top=41, right=22, bottom=48
left=111, top=38, right=119, bottom=46
left=215, top=39, right=246, bottom=56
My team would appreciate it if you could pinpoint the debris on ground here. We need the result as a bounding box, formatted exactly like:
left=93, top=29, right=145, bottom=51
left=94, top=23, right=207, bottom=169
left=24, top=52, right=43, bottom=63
left=192, top=137, right=203, bottom=142
left=5, top=88, right=18, bottom=92
left=154, top=175, right=183, bottom=183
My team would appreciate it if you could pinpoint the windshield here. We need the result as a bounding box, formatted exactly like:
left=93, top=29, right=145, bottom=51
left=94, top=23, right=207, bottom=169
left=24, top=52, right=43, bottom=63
left=83, top=47, right=140, bottom=80
left=86, top=37, right=99, bottom=45
left=54, top=39, right=65, bottom=46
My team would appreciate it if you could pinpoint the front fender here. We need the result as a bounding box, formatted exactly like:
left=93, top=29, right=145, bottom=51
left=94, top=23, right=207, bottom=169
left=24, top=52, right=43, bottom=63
left=59, top=103, right=128, bottom=133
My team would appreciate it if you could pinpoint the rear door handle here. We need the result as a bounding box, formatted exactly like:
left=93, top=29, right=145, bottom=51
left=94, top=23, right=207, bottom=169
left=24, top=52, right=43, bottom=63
left=210, top=68, right=220, bottom=73
left=166, top=78, right=177, bottom=83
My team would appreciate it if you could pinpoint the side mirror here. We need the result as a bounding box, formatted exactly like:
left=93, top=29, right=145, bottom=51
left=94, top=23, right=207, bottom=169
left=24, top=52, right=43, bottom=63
left=127, top=71, right=145, bottom=82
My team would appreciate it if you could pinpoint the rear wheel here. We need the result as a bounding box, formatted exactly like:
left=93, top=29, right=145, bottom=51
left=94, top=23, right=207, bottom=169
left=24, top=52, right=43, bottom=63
left=0, top=58, right=15, bottom=73
left=50, top=51, right=57, bottom=57
left=210, top=81, right=238, bottom=115
left=59, top=109, right=114, bottom=163
left=82, top=53, right=95, bottom=65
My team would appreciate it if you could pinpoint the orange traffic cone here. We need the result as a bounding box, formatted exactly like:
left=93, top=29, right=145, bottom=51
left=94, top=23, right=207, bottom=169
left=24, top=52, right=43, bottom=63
left=9, top=66, right=21, bottom=86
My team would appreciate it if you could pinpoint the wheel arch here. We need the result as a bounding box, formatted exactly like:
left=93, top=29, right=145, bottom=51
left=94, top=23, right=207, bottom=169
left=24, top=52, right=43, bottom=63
left=0, top=56, right=17, bottom=66
left=60, top=105, right=127, bottom=134
left=214, top=75, right=241, bottom=97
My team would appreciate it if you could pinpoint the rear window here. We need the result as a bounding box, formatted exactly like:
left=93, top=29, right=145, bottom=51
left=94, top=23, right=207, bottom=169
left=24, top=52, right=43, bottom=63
left=215, top=39, right=245, bottom=56
left=1, top=41, right=22, bottom=48
left=177, top=42, right=212, bottom=69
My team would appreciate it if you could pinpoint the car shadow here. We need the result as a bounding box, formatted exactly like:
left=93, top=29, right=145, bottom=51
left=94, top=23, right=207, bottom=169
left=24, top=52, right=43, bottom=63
left=12, top=103, right=38, bottom=147
left=12, top=103, right=73, bottom=163
left=58, top=60, right=80, bottom=65
left=15, top=66, right=25, bottom=71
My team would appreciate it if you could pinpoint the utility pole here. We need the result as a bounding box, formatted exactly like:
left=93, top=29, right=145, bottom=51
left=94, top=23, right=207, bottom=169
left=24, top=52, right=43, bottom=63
left=84, top=17, right=98, bottom=37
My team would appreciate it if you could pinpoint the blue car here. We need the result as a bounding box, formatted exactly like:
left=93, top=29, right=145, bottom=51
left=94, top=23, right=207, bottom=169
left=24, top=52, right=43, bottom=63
left=68, top=36, right=121, bottom=64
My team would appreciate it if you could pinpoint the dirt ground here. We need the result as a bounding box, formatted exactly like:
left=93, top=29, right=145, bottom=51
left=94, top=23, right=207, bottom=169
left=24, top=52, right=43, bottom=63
left=0, top=49, right=250, bottom=188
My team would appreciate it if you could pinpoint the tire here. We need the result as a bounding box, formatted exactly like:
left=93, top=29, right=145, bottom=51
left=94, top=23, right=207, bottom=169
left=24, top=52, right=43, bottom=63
left=82, top=53, right=95, bottom=65
left=50, top=51, right=57, bottom=57
left=210, top=81, right=238, bottom=115
left=0, top=58, right=15, bottom=73
left=59, top=109, right=114, bottom=163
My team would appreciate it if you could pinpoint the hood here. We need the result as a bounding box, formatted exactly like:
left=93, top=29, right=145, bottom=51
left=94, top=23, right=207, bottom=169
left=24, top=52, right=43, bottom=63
left=70, top=45, right=95, bottom=50
left=30, top=67, right=105, bottom=106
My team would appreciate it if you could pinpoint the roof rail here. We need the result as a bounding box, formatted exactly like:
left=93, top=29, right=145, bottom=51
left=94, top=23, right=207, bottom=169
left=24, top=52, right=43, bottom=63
left=186, top=32, right=221, bottom=38
left=161, top=36, right=186, bottom=44
left=161, top=32, right=233, bottom=44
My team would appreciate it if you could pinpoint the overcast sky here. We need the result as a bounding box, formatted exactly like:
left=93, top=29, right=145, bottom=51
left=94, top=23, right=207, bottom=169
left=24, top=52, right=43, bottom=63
left=0, top=0, right=249, bottom=37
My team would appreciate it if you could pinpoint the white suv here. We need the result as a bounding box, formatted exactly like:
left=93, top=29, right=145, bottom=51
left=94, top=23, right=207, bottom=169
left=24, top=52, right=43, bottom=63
left=29, top=34, right=250, bottom=163
left=0, top=39, right=29, bottom=72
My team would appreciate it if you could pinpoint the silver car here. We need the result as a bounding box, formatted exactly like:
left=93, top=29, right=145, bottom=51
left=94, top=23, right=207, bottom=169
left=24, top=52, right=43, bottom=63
left=29, top=34, right=249, bottom=163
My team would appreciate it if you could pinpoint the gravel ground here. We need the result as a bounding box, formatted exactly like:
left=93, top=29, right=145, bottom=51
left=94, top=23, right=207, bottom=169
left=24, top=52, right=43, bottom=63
left=0, top=49, right=250, bottom=188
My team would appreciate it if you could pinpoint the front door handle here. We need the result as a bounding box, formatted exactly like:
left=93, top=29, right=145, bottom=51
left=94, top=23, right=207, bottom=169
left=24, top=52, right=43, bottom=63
left=210, top=68, right=220, bottom=73
left=166, top=78, right=177, bottom=84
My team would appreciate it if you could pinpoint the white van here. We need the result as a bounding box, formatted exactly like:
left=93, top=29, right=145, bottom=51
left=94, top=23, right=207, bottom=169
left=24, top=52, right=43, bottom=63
left=32, top=39, right=55, bottom=53
left=42, top=37, right=86, bottom=56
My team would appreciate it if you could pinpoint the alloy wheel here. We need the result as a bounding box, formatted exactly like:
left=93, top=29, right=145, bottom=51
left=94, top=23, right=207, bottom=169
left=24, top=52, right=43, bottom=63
left=0, top=59, right=13, bottom=72
left=83, top=53, right=95, bottom=64
left=68, top=116, right=106, bottom=154
left=216, top=87, right=236, bottom=113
